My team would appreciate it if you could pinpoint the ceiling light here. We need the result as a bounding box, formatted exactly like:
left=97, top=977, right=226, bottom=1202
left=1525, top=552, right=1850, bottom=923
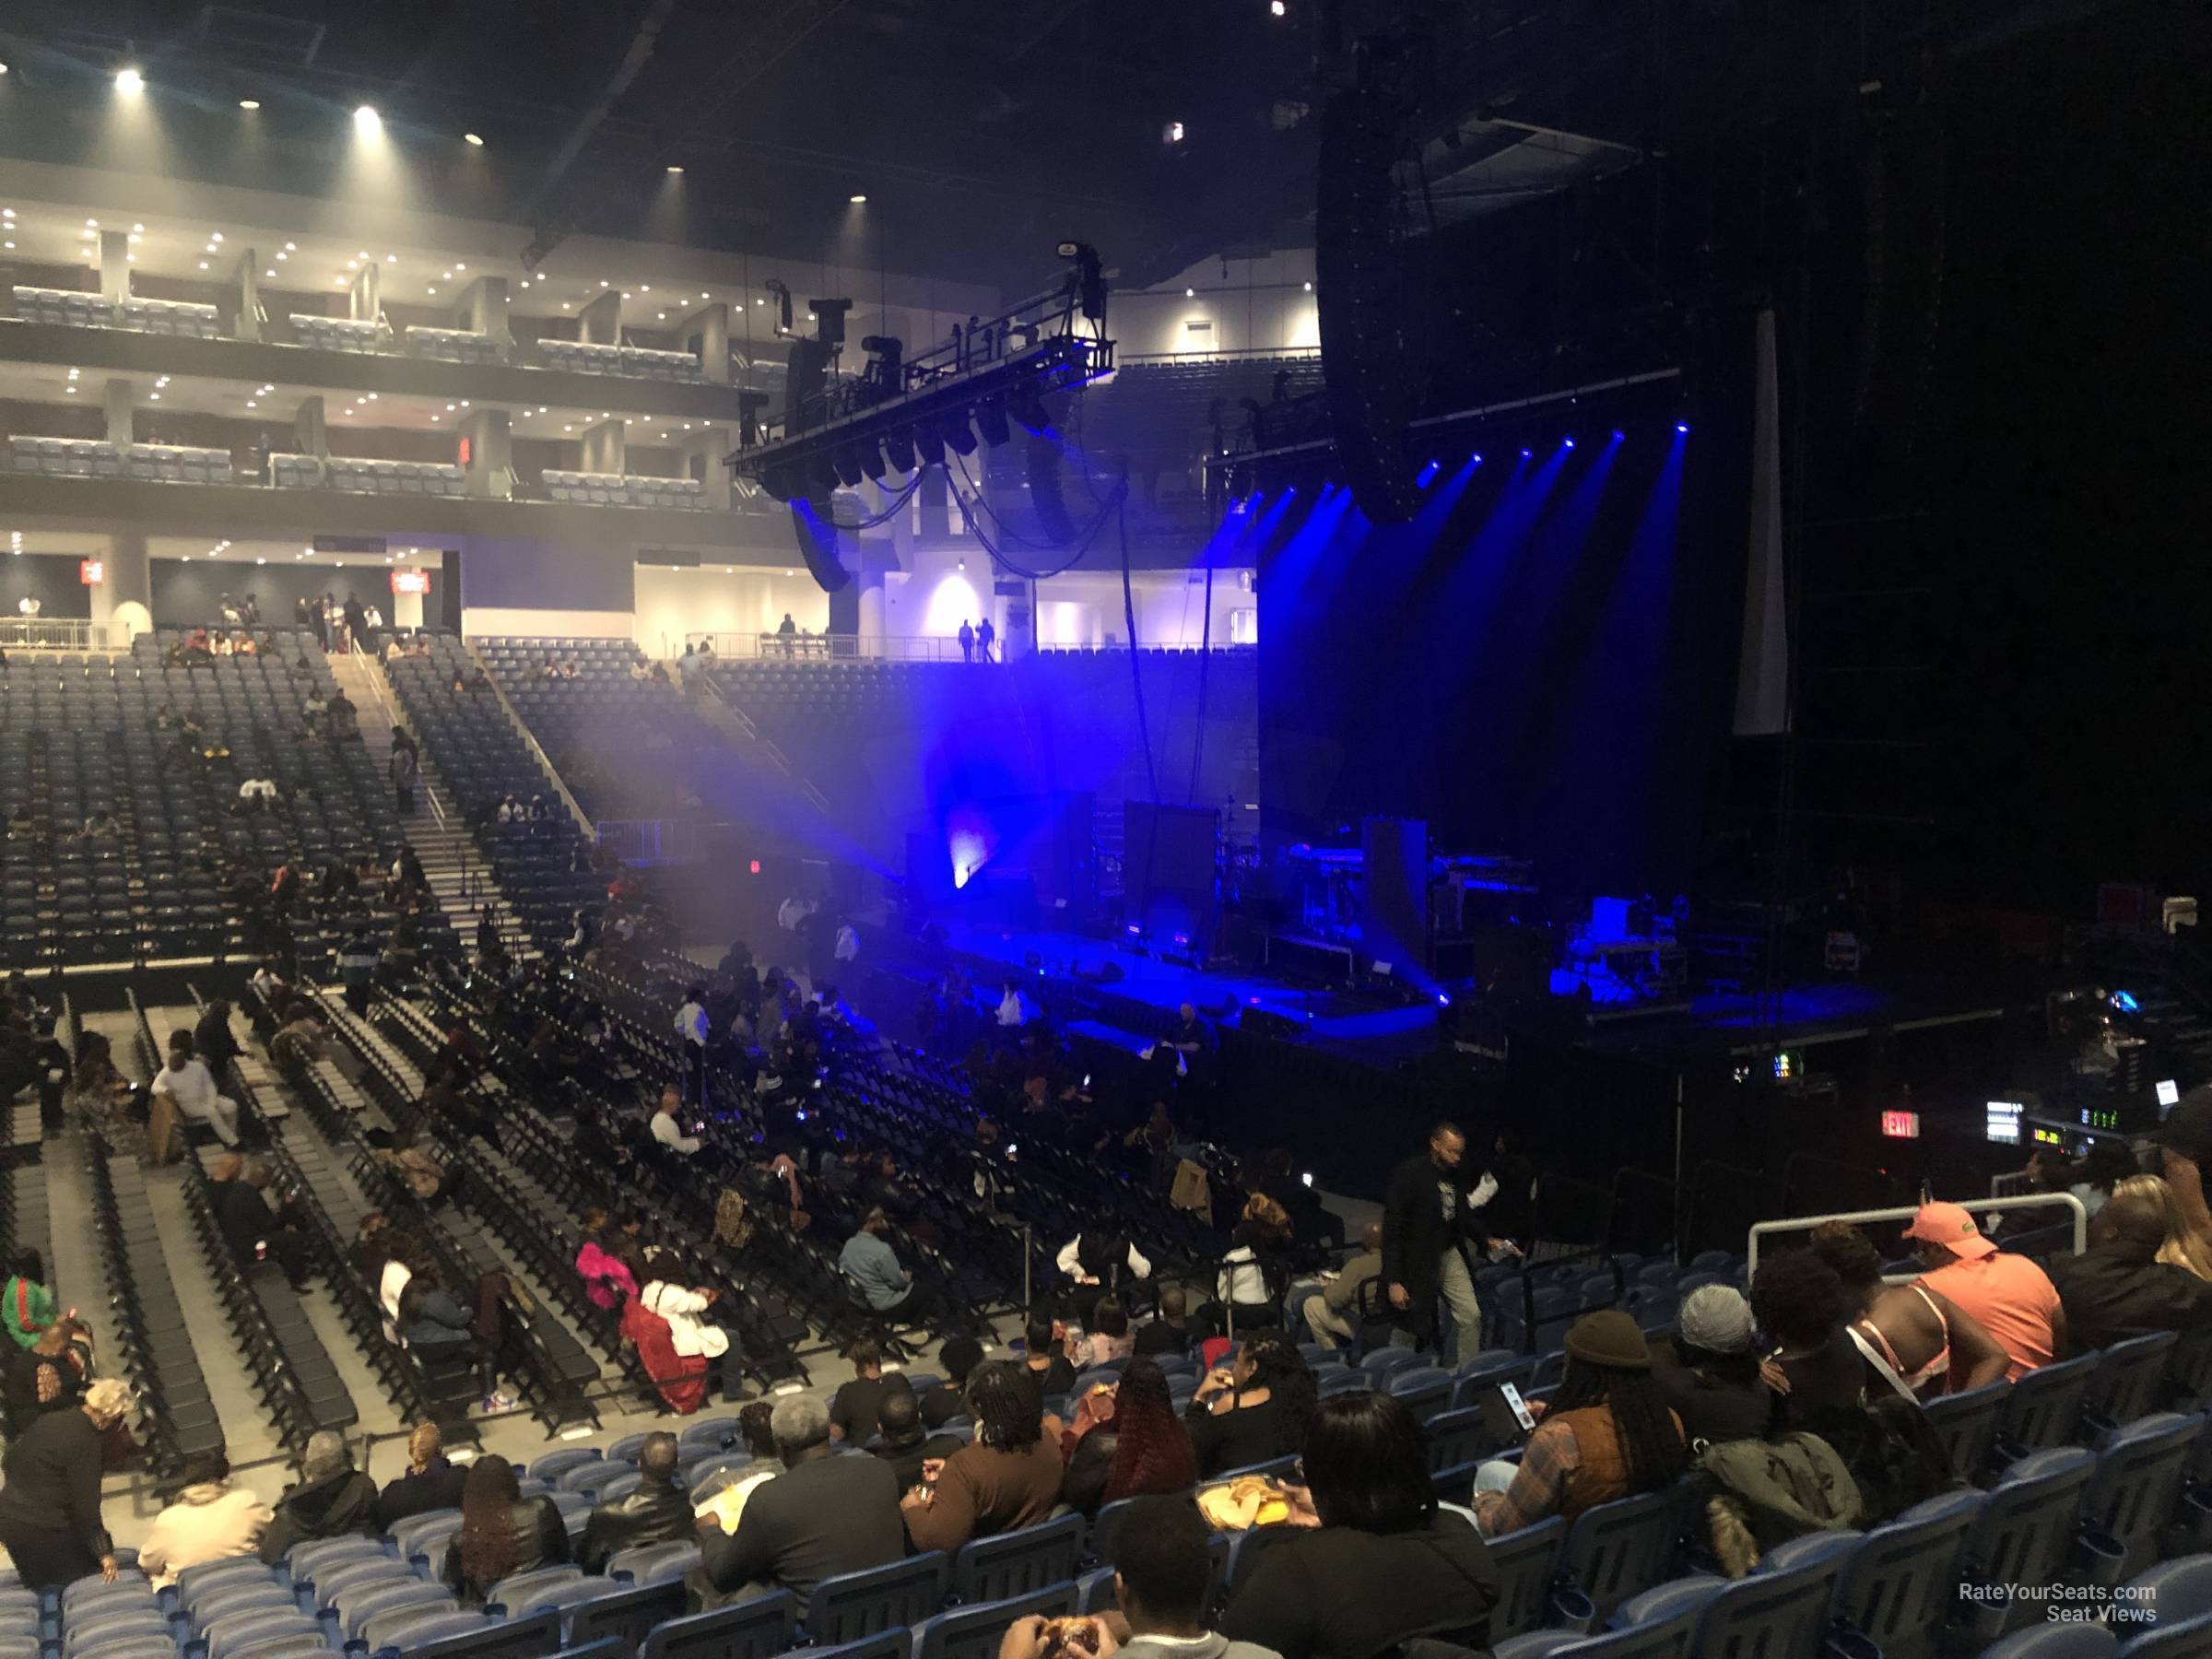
left=265, top=269, right=274, bottom=277
left=147, top=392, right=159, bottom=400
left=347, top=259, right=359, bottom=270
left=1185, top=287, right=1195, bottom=297
left=427, top=286, right=437, bottom=295
left=561, top=302, right=571, bottom=310
left=600, top=280, right=609, bottom=288
left=275, top=251, right=288, bottom=261
left=460, top=399, right=469, bottom=406
left=256, top=557, right=265, bottom=564
left=464, top=133, right=484, bottom=147
left=385, top=253, right=395, bottom=264
left=210, top=232, right=222, bottom=242
left=850, top=194, right=868, bottom=205
left=658, top=312, right=666, bottom=320
left=198, top=260, right=209, bottom=270
left=441, top=271, right=451, bottom=280
left=239, top=99, right=260, bottom=110
left=353, top=105, right=380, bottom=130
left=519, top=280, right=529, bottom=288
left=283, top=241, right=295, bottom=251
left=665, top=165, right=684, bottom=175
left=4, top=243, right=14, bottom=252
left=456, top=263, right=466, bottom=272
left=114, top=68, right=145, bottom=94
left=700, top=291, right=710, bottom=300
left=155, top=376, right=168, bottom=386
left=445, top=404, right=455, bottom=411
left=1303, top=280, right=1313, bottom=291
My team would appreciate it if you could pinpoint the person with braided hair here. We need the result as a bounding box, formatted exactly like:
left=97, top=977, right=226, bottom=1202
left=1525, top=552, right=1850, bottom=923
left=1470, top=1312, right=1687, bottom=1536
left=1185, top=1332, right=1315, bottom=1477
left=902, top=1360, right=1064, bottom=1553
left=1061, top=1357, right=1198, bottom=1518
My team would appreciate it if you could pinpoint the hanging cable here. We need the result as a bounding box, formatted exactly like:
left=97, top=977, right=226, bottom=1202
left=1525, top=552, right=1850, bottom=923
left=1119, top=498, right=1159, bottom=804
left=1187, top=555, right=1215, bottom=804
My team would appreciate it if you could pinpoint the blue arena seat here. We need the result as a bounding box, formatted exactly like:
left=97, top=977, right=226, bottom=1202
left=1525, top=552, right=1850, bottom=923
left=777, top=1630, right=913, bottom=1659
left=1561, top=1490, right=1689, bottom=1620
left=1685, top=1559, right=1839, bottom=1658
left=1829, top=1488, right=1980, bottom=1659
left=952, top=1514, right=1085, bottom=1605
left=807, top=1554, right=950, bottom=1646
left=2081, top=1412, right=2204, bottom=1577
left=606, top=1542, right=702, bottom=1587
left=1484, top=1515, right=1570, bottom=1639
left=562, top=1581, right=688, bottom=1651
left=1982, top=1629, right=2121, bottom=1659
left=912, top=1585, right=1081, bottom=1659
left=640, top=1594, right=798, bottom=1659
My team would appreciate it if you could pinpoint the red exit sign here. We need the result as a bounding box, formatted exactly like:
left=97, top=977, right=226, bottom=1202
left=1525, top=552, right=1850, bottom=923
left=1879, top=1110, right=1921, bottom=1140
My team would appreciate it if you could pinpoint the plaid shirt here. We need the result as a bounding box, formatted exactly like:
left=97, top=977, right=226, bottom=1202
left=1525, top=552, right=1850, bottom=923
left=1471, top=1417, right=1582, bottom=1536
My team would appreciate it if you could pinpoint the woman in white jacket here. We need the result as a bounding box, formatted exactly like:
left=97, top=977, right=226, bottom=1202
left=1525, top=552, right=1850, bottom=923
left=641, top=1251, right=741, bottom=1404
left=137, top=1453, right=273, bottom=1586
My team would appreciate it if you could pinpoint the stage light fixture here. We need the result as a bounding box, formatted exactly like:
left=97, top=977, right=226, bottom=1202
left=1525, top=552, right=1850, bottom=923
left=1521, top=448, right=1532, bottom=458
left=238, top=99, right=260, bottom=110
left=880, top=428, right=916, bottom=474
left=665, top=164, right=685, bottom=174
left=464, top=132, right=484, bottom=146
left=830, top=442, right=867, bottom=488
left=912, top=424, right=947, bottom=470
left=849, top=194, right=867, bottom=205
left=858, top=442, right=888, bottom=484
left=1675, top=421, right=1690, bottom=434
left=808, top=453, right=843, bottom=495
left=353, top=104, right=381, bottom=130
left=974, top=395, right=1012, bottom=448
left=1611, top=429, right=1625, bottom=441
left=1562, top=436, right=1575, bottom=449
left=1007, top=383, right=1051, bottom=434
left=114, top=67, right=145, bottom=93
left=940, top=413, right=979, bottom=456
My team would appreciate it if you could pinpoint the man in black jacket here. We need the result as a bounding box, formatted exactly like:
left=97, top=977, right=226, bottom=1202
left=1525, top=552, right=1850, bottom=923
left=1380, top=1121, right=1499, bottom=1361
left=210, top=1157, right=313, bottom=1291
left=692, top=1395, right=906, bottom=1616
left=2049, top=1179, right=2212, bottom=1351
left=579, top=1433, right=693, bottom=1571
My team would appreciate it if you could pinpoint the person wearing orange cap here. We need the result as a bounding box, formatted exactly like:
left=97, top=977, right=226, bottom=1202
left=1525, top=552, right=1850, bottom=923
left=1902, top=1200, right=2066, bottom=1380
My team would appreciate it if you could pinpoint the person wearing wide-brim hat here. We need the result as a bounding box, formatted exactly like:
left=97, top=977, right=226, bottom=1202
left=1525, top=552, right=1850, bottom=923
left=1469, top=1310, right=1689, bottom=1536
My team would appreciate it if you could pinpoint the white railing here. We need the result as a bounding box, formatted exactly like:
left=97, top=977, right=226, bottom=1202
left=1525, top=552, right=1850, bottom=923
left=0, top=618, right=119, bottom=652
left=1746, top=1193, right=2089, bottom=1278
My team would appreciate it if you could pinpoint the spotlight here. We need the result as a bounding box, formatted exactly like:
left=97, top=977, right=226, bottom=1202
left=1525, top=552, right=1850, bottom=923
left=1675, top=421, right=1690, bottom=434
left=881, top=429, right=916, bottom=474
left=1472, top=453, right=1482, bottom=464
left=1007, top=384, right=1051, bottom=434
left=1163, top=120, right=1185, bottom=145
left=1611, top=429, right=1625, bottom=441
left=939, top=413, right=979, bottom=457
left=1562, top=437, right=1575, bottom=449
left=1272, top=0, right=1288, bottom=13
left=1521, top=448, right=1532, bottom=459
left=848, top=194, right=867, bottom=205
left=665, top=164, right=685, bottom=175
left=238, top=99, right=260, bottom=110
left=353, top=104, right=380, bottom=130
left=114, top=67, right=145, bottom=93
left=912, top=424, right=947, bottom=470
left=464, top=132, right=484, bottom=146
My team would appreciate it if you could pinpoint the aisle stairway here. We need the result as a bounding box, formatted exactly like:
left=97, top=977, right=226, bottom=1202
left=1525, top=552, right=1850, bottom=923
left=333, top=650, right=534, bottom=959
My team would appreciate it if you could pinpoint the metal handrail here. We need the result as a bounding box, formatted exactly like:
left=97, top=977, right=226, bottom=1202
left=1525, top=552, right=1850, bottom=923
left=1746, top=1194, right=2089, bottom=1277
left=0, top=618, right=118, bottom=651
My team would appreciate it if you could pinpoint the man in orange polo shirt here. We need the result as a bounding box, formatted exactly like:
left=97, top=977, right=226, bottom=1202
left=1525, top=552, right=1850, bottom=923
left=1905, top=1200, right=2067, bottom=1379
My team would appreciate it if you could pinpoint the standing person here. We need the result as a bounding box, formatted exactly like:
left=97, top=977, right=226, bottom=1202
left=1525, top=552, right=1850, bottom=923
left=136, top=1453, right=273, bottom=1586
left=1901, top=1202, right=2066, bottom=1380
left=675, top=985, right=711, bottom=1112
left=1381, top=1122, right=1500, bottom=1361
left=0, top=1377, right=132, bottom=1587
left=977, top=617, right=996, bottom=663
left=342, top=593, right=368, bottom=655
left=959, top=620, right=975, bottom=664
left=194, top=999, right=244, bottom=1080
left=390, top=729, right=419, bottom=816
left=339, top=927, right=380, bottom=1017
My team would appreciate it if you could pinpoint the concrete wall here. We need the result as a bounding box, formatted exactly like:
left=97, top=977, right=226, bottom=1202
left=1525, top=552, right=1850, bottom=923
left=877, top=548, right=1255, bottom=651
left=0, top=552, right=96, bottom=620
left=460, top=607, right=635, bottom=640
left=1108, top=249, right=1319, bottom=361
left=150, top=559, right=441, bottom=628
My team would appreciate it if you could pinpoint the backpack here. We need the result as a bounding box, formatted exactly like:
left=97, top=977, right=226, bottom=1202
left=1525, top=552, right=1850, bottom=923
left=1697, top=1431, right=1865, bottom=1576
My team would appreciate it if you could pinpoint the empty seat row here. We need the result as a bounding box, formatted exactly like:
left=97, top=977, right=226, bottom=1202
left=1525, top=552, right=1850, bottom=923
left=406, top=324, right=504, bottom=365
left=6, top=435, right=236, bottom=483
left=290, top=312, right=394, bottom=353
left=535, top=338, right=703, bottom=382
left=118, top=295, right=223, bottom=338
left=322, top=456, right=468, bottom=497
left=540, top=470, right=708, bottom=509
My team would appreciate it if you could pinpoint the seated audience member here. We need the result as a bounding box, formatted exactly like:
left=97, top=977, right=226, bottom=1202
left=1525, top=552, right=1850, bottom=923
left=137, top=1452, right=273, bottom=1586
left=921, top=1334, right=984, bottom=1428
left=193, top=1000, right=244, bottom=1077
left=874, top=1384, right=965, bottom=1492
left=1069, top=1295, right=1136, bottom=1371
left=0, top=1377, right=132, bottom=1589
left=2152, top=1086, right=2212, bottom=1247
left=443, top=1454, right=570, bottom=1603
left=902, top=1361, right=1065, bottom=1553
left=260, top=1431, right=380, bottom=1563
left=1058, top=1224, right=1153, bottom=1324
left=1208, top=1196, right=1294, bottom=1335
left=693, top=1395, right=906, bottom=1616
left=1185, top=1333, right=1315, bottom=1478
left=579, top=1431, right=693, bottom=1571
left=378, top=1132, right=447, bottom=1205
left=1808, top=1222, right=2010, bottom=1398
left=1653, top=1285, right=1772, bottom=1443
left=1222, top=1394, right=1500, bottom=1659
left=830, top=1339, right=893, bottom=1443
left=577, top=1205, right=641, bottom=1311
left=2050, top=1174, right=2212, bottom=1349
left=1900, top=1201, right=2065, bottom=1379
left=650, top=1084, right=704, bottom=1157
left=697, top=1402, right=785, bottom=1535
left=150, top=1032, right=241, bottom=1147
left=1471, top=1312, right=1688, bottom=1536
left=641, top=1251, right=741, bottom=1405
left=1749, top=1250, right=1868, bottom=1422
left=1135, top=1284, right=1194, bottom=1359
left=3, top=1250, right=59, bottom=1350
left=1062, top=1358, right=1198, bottom=1519
left=841, top=1206, right=929, bottom=1326
left=65, top=1039, right=138, bottom=1155
left=377, top=1422, right=469, bottom=1527
left=210, top=1156, right=313, bottom=1291
left=398, top=1270, right=493, bottom=1399
left=1021, top=1312, right=1079, bottom=1403
left=622, top=1288, right=709, bottom=1415
left=1006, top=1494, right=1277, bottom=1659
left=1301, top=1220, right=1386, bottom=1351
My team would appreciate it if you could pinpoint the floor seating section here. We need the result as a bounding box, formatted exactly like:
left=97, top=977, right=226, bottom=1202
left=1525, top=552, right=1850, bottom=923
left=538, top=470, right=711, bottom=509
left=0, top=631, right=430, bottom=968
left=383, top=637, right=603, bottom=949
left=8, top=436, right=235, bottom=482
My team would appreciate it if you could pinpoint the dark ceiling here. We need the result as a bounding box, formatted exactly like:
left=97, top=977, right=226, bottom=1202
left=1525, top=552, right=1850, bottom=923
left=0, top=0, right=1321, bottom=295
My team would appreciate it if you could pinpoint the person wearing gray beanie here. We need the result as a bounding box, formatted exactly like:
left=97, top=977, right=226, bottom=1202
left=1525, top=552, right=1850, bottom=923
left=259, top=1431, right=378, bottom=1564
left=1655, top=1284, right=1773, bottom=1446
